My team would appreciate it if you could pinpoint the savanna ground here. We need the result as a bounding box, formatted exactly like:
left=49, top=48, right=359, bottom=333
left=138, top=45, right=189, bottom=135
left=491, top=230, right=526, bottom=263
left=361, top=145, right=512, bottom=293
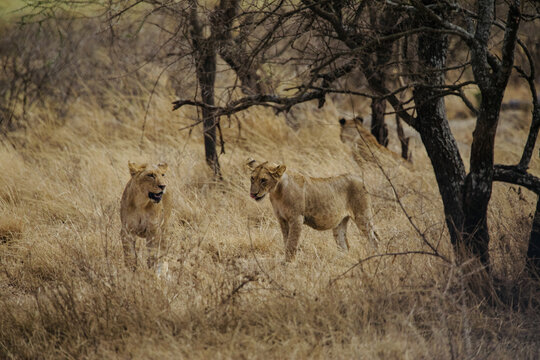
left=1, top=6, right=540, bottom=359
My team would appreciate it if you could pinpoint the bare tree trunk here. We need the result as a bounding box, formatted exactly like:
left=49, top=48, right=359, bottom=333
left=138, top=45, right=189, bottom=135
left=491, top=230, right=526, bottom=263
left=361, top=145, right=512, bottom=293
left=370, top=93, right=388, bottom=147
left=413, top=2, right=467, bottom=250
left=395, top=113, right=410, bottom=161
left=212, top=0, right=265, bottom=95
left=523, top=89, right=540, bottom=276
left=462, top=91, right=503, bottom=268
left=187, top=0, right=270, bottom=176
left=527, top=196, right=540, bottom=275
left=367, top=4, right=393, bottom=148
left=197, top=49, right=220, bottom=176
left=463, top=0, right=520, bottom=269
left=414, top=93, right=466, bottom=247
left=369, top=51, right=388, bottom=147
left=190, top=0, right=221, bottom=177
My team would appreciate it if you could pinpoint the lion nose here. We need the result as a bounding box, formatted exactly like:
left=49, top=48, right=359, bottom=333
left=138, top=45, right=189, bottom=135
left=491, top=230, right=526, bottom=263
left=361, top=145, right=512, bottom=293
left=158, top=185, right=166, bottom=190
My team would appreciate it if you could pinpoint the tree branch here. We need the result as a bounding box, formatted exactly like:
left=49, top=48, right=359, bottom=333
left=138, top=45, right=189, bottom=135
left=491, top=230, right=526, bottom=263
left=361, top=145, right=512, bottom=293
left=497, top=1, right=521, bottom=88
left=172, top=90, right=326, bottom=117
left=493, top=165, right=540, bottom=195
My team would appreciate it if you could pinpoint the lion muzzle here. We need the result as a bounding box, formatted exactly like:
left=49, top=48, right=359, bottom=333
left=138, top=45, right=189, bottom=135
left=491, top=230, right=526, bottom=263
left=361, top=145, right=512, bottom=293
left=250, top=193, right=265, bottom=201
left=149, top=191, right=164, bottom=203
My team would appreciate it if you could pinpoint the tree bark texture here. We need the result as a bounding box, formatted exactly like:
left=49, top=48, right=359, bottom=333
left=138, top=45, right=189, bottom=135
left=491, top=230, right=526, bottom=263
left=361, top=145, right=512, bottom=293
left=527, top=196, right=540, bottom=275
left=519, top=96, right=540, bottom=171
left=413, top=1, right=467, bottom=250
left=370, top=96, right=388, bottom=147
left=463, top=0, right=520, bottom=268
left=212, top=0, right=265, bottom=95
left=366, top=3, right=401, bottom=148
left=395, top=114, right=411, bottom=161
left=521, top=65, right=540, bottom=275
left=189, top=0, right=271, bottom=176
left=190, top=0, right=220, bottom=176
left=463, top=91, right=503, bottom=268
left=197, top=47, right=220, bottom=175
left=414, top=93, right=466, bottom=247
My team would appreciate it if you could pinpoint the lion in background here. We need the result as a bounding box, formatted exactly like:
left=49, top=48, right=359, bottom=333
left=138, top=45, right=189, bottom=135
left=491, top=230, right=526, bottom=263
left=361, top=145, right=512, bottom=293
left=339, top=116, right=434, bottom=195
left=247, top=158, right=378, bottom=261
left=339, top=116, right=408, bottom=171
left=120, top=161, right=171, bottom=273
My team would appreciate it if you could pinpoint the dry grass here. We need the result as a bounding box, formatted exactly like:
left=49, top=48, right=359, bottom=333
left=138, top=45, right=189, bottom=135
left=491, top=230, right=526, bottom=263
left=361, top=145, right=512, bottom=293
left=1, top=20, right=540, bottom=360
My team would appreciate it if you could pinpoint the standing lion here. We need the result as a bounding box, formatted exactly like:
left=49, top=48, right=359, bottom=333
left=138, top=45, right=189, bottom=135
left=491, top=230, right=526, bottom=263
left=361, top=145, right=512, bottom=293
left=247, top=158, right=377, bottom=261
left=120, top=161, right=171, bottom=273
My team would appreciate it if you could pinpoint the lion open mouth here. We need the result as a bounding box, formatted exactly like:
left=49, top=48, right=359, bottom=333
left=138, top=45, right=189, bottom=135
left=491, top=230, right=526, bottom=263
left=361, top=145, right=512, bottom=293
left=149, top=191, right=164, bottom=203
left=250, top=193, right=265, bottom=201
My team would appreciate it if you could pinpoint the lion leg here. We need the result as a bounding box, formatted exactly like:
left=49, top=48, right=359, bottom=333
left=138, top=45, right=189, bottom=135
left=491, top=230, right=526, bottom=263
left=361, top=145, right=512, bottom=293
left=277, top=217, right=289, bottom=247
left=332, top=216, right=350, bottom=250
left=351, top=193, right=378, bottom=250
left=146, top=234, right=160, bottom=269
left=121, top=228, right=137, bottom=270
left=352, top=211, right=378, bottom=250
left=146, top=232, right=169, bottom=277
left=284, top=216, right=303, bottom=262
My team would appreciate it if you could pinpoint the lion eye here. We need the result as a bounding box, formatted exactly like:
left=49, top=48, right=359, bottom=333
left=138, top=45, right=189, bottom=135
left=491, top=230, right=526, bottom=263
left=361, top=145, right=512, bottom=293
left=261, top=178, right=267, bottom=184
left=147, top=173, right=156, bottom=179
left=162, top=173, right=165, bottom=177
left=250, top=177, right=254, bottom=182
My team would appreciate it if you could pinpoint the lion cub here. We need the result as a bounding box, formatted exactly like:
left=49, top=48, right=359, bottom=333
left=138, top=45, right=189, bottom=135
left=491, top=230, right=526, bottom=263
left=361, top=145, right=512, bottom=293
left=247, top=159, right=377, bottom=261
left=120, top=161, right=171, bottom=273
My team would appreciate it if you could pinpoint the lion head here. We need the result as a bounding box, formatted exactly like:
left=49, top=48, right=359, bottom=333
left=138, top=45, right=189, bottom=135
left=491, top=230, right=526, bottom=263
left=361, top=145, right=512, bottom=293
left=127, top=161, right=169, bottom=203
left=245, top=158, right=286, bottom=201
left=338, top=116, right=364, bottom=145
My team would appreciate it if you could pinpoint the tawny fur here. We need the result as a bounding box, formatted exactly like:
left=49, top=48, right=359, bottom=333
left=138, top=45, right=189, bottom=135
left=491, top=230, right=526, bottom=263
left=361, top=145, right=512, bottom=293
left=247, top=159, right=377, bottom=261
left=120, top=161, right=171, bottom=271
left=339, top=117, right=407, bottom=171
left=339, top=117, right=434, bottom=195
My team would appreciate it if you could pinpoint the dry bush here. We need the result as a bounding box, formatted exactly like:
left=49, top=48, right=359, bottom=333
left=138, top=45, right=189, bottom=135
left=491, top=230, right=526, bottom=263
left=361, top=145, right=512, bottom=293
left=0, top=13, right=176, bottom=132
left=0, top=16, right=539, bottom=360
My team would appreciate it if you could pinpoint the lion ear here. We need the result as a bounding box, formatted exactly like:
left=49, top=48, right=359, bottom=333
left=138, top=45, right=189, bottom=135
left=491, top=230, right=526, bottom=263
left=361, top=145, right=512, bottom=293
left=271, top=164, right=287, bottom=178
left=128, top=161, right=147, bottom=176
left=157, top=162, right=168, bottom=172
left=245, top=157, right=258, bottom=170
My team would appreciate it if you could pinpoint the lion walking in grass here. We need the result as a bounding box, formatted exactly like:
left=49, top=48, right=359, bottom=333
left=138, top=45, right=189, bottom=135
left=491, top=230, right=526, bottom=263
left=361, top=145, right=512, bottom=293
left=247, top=158, right=377, bottom=261
left=120, top=161, right=171, bottom=274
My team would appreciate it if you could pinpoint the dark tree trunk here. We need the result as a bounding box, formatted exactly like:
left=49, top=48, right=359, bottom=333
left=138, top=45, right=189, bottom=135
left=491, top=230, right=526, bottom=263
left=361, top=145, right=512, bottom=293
left=414, top=92, right=466, bottom=247
left=367, top=4, right=393, bottom=148
left=395, top=114, right=411, bottom=161
left=413, top=2, right=467, bottom=250
left=462, top=91, right=503, bottom=268
left=188, top=0, right=270, bottom=176
left=523, top=90, right=540, bottom=275
left=370, top=95, right=388, bottom=147
left=212, top=0, right=265, bottom=96
left=462, top=0, right=520, bottom=269
left=527, top=196, right=540, bottom=275
left=197, top=49, right=220, bottom=176
left=189, top=0, right=221, bottom=177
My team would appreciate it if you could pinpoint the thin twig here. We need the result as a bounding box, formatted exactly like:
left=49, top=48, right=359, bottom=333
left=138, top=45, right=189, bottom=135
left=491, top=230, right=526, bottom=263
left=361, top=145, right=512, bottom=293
left=329, top=250, right=446, bottom=286
left=354, top=122, right=448, bottom=260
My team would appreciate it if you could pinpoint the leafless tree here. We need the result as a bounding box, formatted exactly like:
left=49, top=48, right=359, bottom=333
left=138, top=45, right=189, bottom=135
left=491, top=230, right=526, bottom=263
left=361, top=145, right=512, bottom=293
left=44, top=0, right=281, bottom=177
left=173, top=0, right=540, bottom=278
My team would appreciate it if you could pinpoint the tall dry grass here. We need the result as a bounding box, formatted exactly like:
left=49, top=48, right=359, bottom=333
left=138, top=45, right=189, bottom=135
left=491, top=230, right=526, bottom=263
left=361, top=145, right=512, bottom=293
left=1, top=16, right=540, bottom=360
